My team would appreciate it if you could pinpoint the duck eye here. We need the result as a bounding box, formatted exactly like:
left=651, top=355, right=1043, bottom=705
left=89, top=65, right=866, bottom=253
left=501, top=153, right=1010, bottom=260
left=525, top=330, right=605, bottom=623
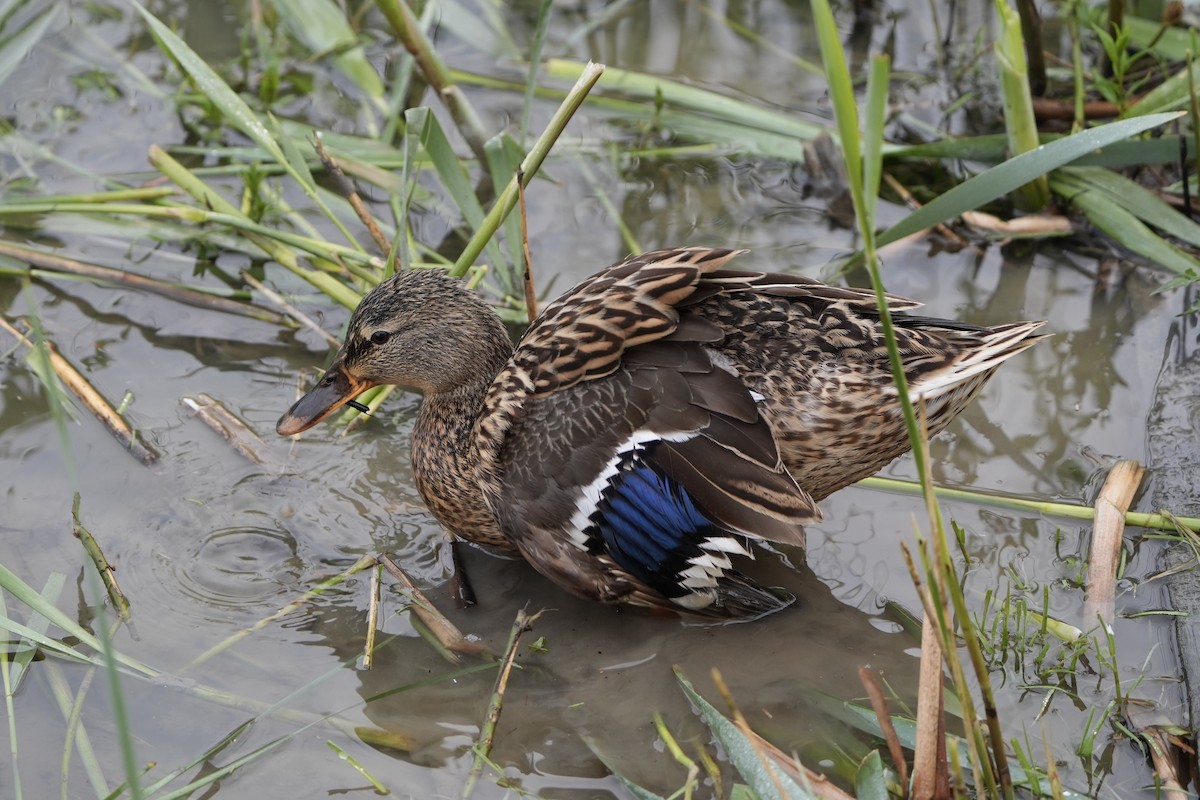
left=369, top=330, right=391, bottom=346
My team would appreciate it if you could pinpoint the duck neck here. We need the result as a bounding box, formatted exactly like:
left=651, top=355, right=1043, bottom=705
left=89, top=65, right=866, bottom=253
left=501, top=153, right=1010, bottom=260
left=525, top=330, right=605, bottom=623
left=410, top=341, right=514, bottom=550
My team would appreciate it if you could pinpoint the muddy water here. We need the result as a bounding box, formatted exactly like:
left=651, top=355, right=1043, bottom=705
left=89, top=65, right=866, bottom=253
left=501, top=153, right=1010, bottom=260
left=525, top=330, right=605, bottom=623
left=0, top=1, right=1189, bottom=797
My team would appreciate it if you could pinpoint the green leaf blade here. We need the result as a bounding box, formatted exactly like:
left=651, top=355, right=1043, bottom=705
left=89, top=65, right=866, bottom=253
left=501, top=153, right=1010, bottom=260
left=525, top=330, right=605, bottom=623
left=879, top=112, right=1184, bottom=245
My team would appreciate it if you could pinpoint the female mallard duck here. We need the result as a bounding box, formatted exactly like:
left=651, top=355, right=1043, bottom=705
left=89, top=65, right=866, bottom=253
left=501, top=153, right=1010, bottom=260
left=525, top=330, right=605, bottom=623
left=277, top=247, right=1045, bottom=621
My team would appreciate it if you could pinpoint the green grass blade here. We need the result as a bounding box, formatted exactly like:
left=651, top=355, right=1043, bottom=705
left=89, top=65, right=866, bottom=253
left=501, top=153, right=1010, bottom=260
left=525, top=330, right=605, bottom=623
left=675, top=669, right=815, bottom=800
left=43, top=661, right=111, bottom=798
left=862, top=54, right=891, bottom=232
left=810, top=0, right=862, bottom=195
left=854, top=750, right=889, bottom=800
left=878, top=111, right=1184, bottom=245
left=0, top=615, right=98, bottom=667
left=483, top=133, right=527, bottom=295
left=133, top=3, right=289, bottom=174
left=0, top=560, right=156, bottom=676
left=454, top=67, right=815, bottom=161
left=273, top=0, right=386, bottom=108
left=1122, top=13, right=1192, bottom=61
left=0, top=585, right=21, bottom=800
left=0, top=4, right=60, bottom=89
left=1062, top=166, right=1200, bottom=248
left=327, top=741, right=389, bottom=794
left=132, top=1, right=359, bottom=246
left=1126, top=54, right=1200, bottom=117
left=994, top=0, right=1049, bottom=210
left=889, top=133, right=1190, bottom=169
left=92, top=580, right=142, bottom=800
left=451, top=62, right=605, bottom=277
left=521, top=0, right=555, bottom=143
left=1050, top=172, right=1200, bottom=276
left=545, top=59, right=824, bottom=142
left=9, top=572, right=66, bottom=692
left=271, top=116, right=322, bottom=203
left=151, top=732, right=295, bottom=800
left=148, top=146, right=363, bottom=308
left=405, top=107, right=509, bottom=276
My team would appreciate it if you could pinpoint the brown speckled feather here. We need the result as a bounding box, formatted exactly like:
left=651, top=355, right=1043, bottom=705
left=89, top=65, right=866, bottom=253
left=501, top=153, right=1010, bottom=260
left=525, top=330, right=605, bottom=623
left=278, top=247, right=1046, bottom=620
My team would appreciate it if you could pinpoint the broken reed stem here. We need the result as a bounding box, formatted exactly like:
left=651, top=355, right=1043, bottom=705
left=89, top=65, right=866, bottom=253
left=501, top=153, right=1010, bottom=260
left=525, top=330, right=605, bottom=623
left=312, top=134, right=392, bottom=256
left=903, top=531, right=995, bottom=798
left=917, top=408, right=1012, bottom=799
left=363, top=562, right=382, bottom=671
left=860, top=475, right=1198, bottom=534
left=881, top=172, right=967, bottom=246
left=0, top=240, right=288, bottom=325
left=462, top=607, right=542, bottom=800
left=1040, top=725, right=1064, bottom=800
left=1138, top=724, right=1188, bottom=800
left=375, top=0, right=490, bottom=165
left=1085, top=459, right=1146, bottom=625
left=517, top=169, right=538, bottom=322
left=72, top=493, right=131, bottom=622
left=180, top=554, right=378, bottom=673
left=378, top=553, right=491, bottom=661
left=240, top=271, right=341, bottom=348
left=902, top=543, right=949, bottom=800
left=182, top=394, right=272, bottom=467
left=0, top=316, right=159, bottom=465
left=858, top=665, right=909, bottom=798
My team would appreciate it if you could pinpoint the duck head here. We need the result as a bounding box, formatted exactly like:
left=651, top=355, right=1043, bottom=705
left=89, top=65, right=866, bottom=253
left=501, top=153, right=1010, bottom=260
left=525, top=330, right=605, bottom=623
left=276, top=268, right=512, bottom=436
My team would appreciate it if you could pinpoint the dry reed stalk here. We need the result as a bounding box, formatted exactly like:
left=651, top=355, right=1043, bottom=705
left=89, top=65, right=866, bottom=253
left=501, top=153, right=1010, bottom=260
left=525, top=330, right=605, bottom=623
left=463, top=607, right=542, bottom=799
left=517, top=168, right=538, bottom=322
left=240, top=271, right=340, bottom=347
left=859, top=665, right=909, bottom=797
left=71, top=493, right=131, bottom=622
left=882, top=172, right=967, bottom=247
left=363, top=562, right=382, bottom=670
left=0, top=240, right=288, bottom=324
left=1085, top=459, right=1146, bottom=624
left=911, top=607, right=950, bottom=800
left=960, top=210, right=1074, bottom=236
left=1140, top=724, right=1189, bottom=800
left=378, top=553, right=491, bottom=661
left=313, top=134, right=392, bottom=256
left=181, top=393, right=272, bottom=466
left=1040, top=725, right=1064, bottom=800
left=0, top=316, right=160, bottom=464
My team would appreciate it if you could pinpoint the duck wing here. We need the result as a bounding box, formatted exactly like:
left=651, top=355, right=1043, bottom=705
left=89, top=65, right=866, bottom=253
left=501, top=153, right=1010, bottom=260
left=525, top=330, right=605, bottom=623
left=680, top=273, right=1048, bottom=500
left=475, top=247, right=817, bottom=617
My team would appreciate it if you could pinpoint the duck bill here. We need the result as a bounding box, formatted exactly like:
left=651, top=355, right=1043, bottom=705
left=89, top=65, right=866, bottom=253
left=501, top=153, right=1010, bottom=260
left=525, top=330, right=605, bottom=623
left=276, top=363, right=376, bottom=436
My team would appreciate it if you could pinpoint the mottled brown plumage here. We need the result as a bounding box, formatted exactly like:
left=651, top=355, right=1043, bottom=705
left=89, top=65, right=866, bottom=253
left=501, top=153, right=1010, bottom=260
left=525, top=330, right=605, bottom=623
left=278, top=247, right=1047, bottom=620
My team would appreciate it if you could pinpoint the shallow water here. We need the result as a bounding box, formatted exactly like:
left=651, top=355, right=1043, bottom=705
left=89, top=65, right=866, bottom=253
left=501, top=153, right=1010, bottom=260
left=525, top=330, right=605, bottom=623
left=0, top=1, right=1193, bottom=797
